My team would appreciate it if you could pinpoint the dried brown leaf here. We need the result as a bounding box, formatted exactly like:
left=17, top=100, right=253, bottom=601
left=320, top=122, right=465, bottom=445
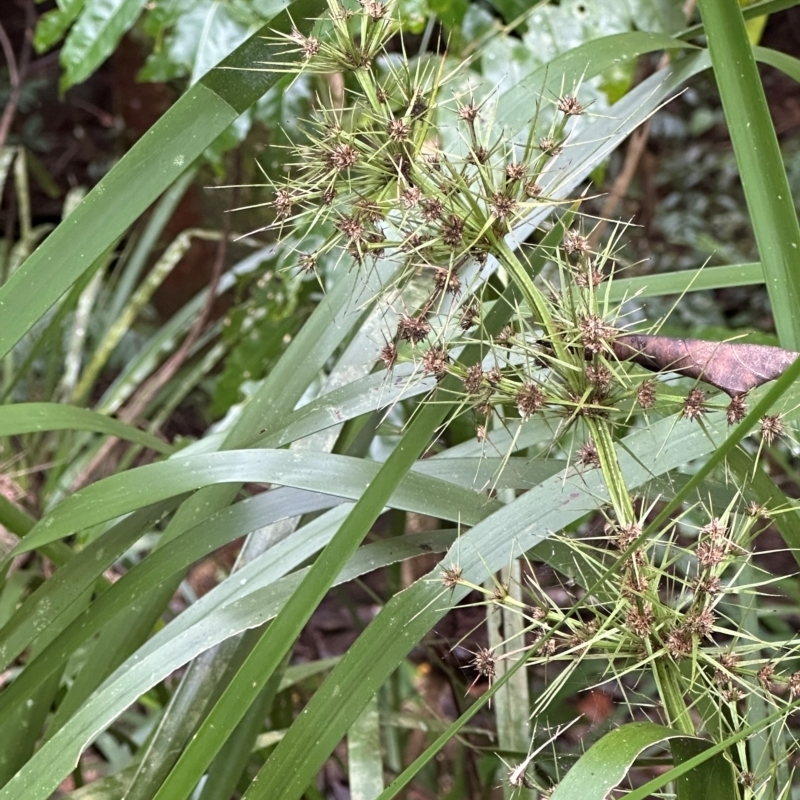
left=612, top=334, right=799, bottom=397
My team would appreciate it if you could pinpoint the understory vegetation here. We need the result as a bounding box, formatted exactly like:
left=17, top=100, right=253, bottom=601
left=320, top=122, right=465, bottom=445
left=2, top=0, right=800, bottom=798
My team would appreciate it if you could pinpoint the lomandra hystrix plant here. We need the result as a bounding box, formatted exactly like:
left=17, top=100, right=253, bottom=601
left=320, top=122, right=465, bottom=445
left=266, top=2, right=800, bottom=796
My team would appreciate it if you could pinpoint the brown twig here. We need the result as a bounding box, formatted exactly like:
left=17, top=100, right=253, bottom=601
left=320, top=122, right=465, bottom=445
left=0, top=3, right=35, bottom=152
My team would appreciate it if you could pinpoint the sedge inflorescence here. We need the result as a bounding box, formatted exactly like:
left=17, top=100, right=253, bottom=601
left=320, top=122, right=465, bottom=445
left=261, top=1, right=800, bottom=792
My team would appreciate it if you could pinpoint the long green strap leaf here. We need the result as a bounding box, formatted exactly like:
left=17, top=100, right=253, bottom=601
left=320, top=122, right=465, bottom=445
left=0, top=403, right=172, bottom=453
left=0, top=0, right=326, bottom=360
left=697, top=0, right=800, bottom=350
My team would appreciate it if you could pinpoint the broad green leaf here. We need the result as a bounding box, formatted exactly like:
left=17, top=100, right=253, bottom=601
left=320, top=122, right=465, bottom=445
left=606, top=262, right=763, bottom=302
left=33, top=0, right=85, bottom=52
left=10, top=450, right=500, bottom=555
left=549, top=723, right=734, bottom=799
left=60, top=0, right=147, bottom=89
left=0, top=403, right=172, bottom=453
left=0, top=0, right=326, bottom=361
left=624, top=698, right=800, bottom=800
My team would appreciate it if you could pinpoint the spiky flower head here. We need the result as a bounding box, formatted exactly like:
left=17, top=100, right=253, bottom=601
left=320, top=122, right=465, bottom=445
left=577, top=439, right=600, bottom=467
left=400, top=186, right=421, bottom=208
left=579, top=314, right=616, bottom=355
left=441, top=214, right=465, bottom=247
left=473, top=647, right=496, bottom=679
left=421, top=344, right=448, bottom=378
left=397, top=314, right=431, bottom=344
left=433, top=267, right=461, bottom=295
left=636, top=379, right=657, bottom=409
left=505, top=162, right=527, bottom=182
left=386, top=117, right=410, bottom=141
left=682, top=388, right=707, bottom=421
left=516, top=381, right=546, bottom=419
left=463, top=364, right=484, bottom=395
left=539, top=136, right=563, bottom=156
left=726, top=395, right=747, bottom=425
left=441, top=564, right=462, bottom=589
left=760, top=414, right=784, bottom=445
left=327, top=142, right=359, bottom=171
left=491, top=192, right=517, bottom=219
left=380, top=342, right=397, bottom=370
left=460, top=299, right=481, bottom=330
left=458, top=103, right=480, bottom=122
left=563, top=229, right=590, bottom=255
left=557, top=95, right=585, bottom=116
left=626, top=604, right=655, bottom=637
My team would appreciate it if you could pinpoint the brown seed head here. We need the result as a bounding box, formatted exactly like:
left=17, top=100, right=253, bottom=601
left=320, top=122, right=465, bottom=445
left=495, top=325, right=514, bottom=347
left=298, top=252, right=317, bottom=273
left=626, top=604, right=655, bottom=637
left=360, top=0, right=386, bottom=19
left=577, top=439, right=600, bottom=467
left=441, top=214, right=465, bottom=247
left=524, top=181, right=543, bottom=198
left=433, top=267, right=461, bottom=295
left=692, top=574, right=722, bottom=596
left=687, top=608, right=715, bottom=638
left=397, top=314, right=431, bottom=344
left=557, top=95, right=585, bottom=116
left=386, top=118, right=410, bottom=141
left=682, top=387, right=708, bottom=421
left=791, top=671, right=800, bottom=699
left=327, top=143, right=359, bottom=171
left=585, top=364, right=612, bottom=391
left=463, top=364, right=484, bottom=395
left=758, top=663, right=776, bottom=689
left=579, top=314, right=616, bottom=355
left=291, top=29, right=321, bottom=59
left=563, top=229, right=590, bottom=255
left=400, top=187, right=421, bottom=208
left=337, top=214, right=365, bottom=241
left=516, top=381, right=546, bottom=419
left=421, top=344, right=448, bottom=378
left=726, top=395, right=747, bottom=425
left=274, top=188, right=294, bottom=220
left=636, top=379, right=657, bottom=410
left=379, top=342, right=397, bottom=370
left=615, top=522, right=643, bottom=549
left=460, top=299, right=481, bottom=330
left=760, top=414, right=784, bottom=445
left=666, top=629, right=693, bottom=661
left=697, top=540, right=727, bottom=567
left=485, top=366, right=502, bottom=387
left=491, top=192, right=517, bottom=219
left=410, top=93, right=428, bottom=119
left=473, top=647, right=496, bottom=679
left=441, top=564, right=462, bottom=589
left=701, top=517, right=728, bottom=540
left=421, top=198, right=443, bottom=221
left=539, top=136, right=563, bottom=156
left=469, top=146, right=490, bottom=164
left=458, top=103, right=480, bottom=122
left=505, top=162, right=527, bottom=182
